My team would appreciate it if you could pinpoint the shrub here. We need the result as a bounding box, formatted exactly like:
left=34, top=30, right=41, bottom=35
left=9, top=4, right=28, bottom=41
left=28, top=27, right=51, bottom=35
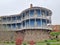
left=56, top=39, right=60, bottom=41
left=44, top=40, right=47, bottom=42
left=46, top=42, right=50, bottom=45
left=23, top=43, right=26, bottom=45
left=11, top=41, right=14, bottom=43
left=6, top=41, right=9, bottom=44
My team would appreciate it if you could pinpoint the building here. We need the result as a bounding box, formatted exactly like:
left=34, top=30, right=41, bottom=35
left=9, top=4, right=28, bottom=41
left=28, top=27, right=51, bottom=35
left=0, top=4, right=52, bottom=42
left=52, top=25, right=60, bottom=32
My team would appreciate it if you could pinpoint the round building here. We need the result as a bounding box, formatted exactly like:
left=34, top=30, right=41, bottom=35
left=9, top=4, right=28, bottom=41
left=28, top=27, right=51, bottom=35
left=0, top=4, right=52, bottom=42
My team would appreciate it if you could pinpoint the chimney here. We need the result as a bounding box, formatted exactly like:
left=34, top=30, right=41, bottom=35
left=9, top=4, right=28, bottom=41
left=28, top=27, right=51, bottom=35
left=30, top=4, right=33, bottom=8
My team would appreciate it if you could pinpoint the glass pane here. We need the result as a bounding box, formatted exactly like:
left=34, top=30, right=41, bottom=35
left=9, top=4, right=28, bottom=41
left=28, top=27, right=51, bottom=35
left=36, top=9, right=41, bottom=16
left=7, top=17, right=11, bottom=21
left=23, top=13, right=25, bottom=19
left=3, top=24, right=6, bottom=28
left=12, top=24, right=16, bottom=28
left=30, top=19, right=35, bottom=27
left=7, top=24, right=11, bottom=28
left=26, top=20, right=29, bottom=27
left=41, top=10, right=45, bottom=15
left=17, top=16, right=21, bottom=20
left=29, top=10, right=34, bottom=17
left=23, top=21, right=25, bottom=27
left=46, top=11, right=49, bottom=16
left=36, top=19, right=41, bottom=26
left=26, top=10, right=29, bottom=15
left=17, top=23, right=21, bottom=28
left=12, top=16, right=16, bottom=21
left=2, top=17, right=6, bottom=21
left=47, top=20, right=51, bottom=24
left=26, top=11, right=29, bottom=18
left=42, top=19, right=46, bottom=26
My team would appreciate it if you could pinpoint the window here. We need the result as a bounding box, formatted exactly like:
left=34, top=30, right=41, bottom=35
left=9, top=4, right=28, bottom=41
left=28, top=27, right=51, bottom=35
left=46, top=11, right=49, bottom=16
left=2, top=17, right=6, bottom=21
left=41, top=10, right=45, bottom=15
left=26, top=10, right=29, bottom=15
left=42, top=19, right=46, bottom=26
left=23, top=13, right=25, bottom=19
left=7, top=17, right=11, bottom=21
left=16, top=16, right=21, bottom=20
left=29, top=10, right=34, bottom=17
left=12, top=16, right=16, bottom=21
left=36, top=19, right=41, bottom=26
left=36, top=9, right=41, bottom=16
left=30, top=19, right=35, bottom=27
left=23, top=21, right=25, bottom=27
left=47, top=20, right=49, bottom=23
left=11, top=24, right=16, bottom=28
left=26, top=11, right=29, bottom=17
left=3, top=24, right=6, bottom=28
left=26, top=20, right=29, bottom=27
left=17, top=23, right=21, bottom=28
left=7, top=24, right=11, bottom=28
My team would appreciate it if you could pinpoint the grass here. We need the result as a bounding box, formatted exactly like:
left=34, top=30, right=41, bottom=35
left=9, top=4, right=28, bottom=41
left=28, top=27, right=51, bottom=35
left=0, top=43, right=15, bottom=45
left=0, top=39, right=60, bottom=45
left=0, top=42, right=60, bottom=45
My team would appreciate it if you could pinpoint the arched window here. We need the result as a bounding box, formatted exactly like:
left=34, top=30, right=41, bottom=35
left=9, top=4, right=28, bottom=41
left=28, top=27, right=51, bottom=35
left=16, top=16, right=21, bottom=20
left=7, top=24, right=11, bottom=28
left=30, top=19, right=35, bottom=27
left=23, top=21, right=25, bottom=27
left=26, top=10, right=29, bottom=18
left=41, top=10, right=45, bottom=15
left=29, top=10, right=34, bottom=17
left=2, top=17, right=6, bottom=22
left=36, top=9, right=41, bottom=16
left=3, top=24, right=6, bottom=28
left=46, top=11, right=49, bottom=16
left=7, top=17, right=11, bottom=21
left=26, top=20, right=29, bottom=27
left=23, top=13, right=25, bottom=19
left=17, top=23, right=21, bottom=29
left=42, top=19, right=46, bottom=26
left=12, top=16, right=16, bottom=21
left=36, top=19, right=41, bottom=26
left=11, top=24, right=16, bottom=29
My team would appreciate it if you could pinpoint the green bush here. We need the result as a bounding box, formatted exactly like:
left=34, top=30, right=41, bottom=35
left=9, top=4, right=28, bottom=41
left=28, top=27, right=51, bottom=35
left=46, top=42, right=50, bottom=45
left=46, top=39, right=57, bottom=42
left=11, top=41, right=14, bottom=43
left=44, top=40, right=48, bottom=42
left=56, top=39, right=60, bottom=41
left=23, top=43, right=26, bottom=45
left=6, top=41, right=9, bottom=44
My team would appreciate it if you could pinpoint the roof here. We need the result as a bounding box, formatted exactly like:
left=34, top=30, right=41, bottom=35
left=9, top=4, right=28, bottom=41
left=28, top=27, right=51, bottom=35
left=0, top=6, right=52, bottom=18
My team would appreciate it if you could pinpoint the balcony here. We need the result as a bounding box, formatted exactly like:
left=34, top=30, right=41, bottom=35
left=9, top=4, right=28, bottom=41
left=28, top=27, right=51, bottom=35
left=0, top=25, right=52, bottom=31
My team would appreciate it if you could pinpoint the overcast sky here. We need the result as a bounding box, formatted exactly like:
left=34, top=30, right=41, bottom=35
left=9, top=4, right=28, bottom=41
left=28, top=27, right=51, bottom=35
left=0, top=0, right=60, bottom=25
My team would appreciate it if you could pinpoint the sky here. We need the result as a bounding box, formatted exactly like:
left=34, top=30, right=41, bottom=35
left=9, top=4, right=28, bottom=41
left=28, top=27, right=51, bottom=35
left=0, top=0, right=60, bottom=25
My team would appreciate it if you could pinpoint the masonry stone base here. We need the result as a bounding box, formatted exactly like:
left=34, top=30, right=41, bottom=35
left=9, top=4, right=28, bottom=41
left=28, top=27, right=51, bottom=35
left=16, top=29, right=51, bottom=42
left=0, top=30, right=51, bottom=42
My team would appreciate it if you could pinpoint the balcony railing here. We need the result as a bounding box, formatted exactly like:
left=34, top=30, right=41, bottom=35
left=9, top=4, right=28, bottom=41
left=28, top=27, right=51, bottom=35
left=0, top=25, right=52, bottom=31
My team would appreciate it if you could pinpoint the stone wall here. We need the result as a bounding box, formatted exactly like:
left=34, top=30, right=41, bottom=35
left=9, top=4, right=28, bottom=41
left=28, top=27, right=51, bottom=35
left=23, top=30, right=50, bottom=42
left=0, top=31, right=16, bottom=42
left=0, top=30, right=51, bottom=42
